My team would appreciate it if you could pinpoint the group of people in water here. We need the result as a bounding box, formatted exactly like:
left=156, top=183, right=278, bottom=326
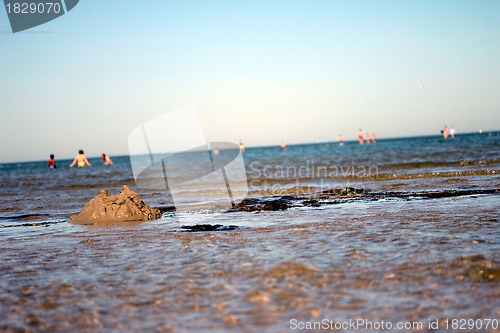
left=238, top=125, right=459, bottom=151
left=50, top=126, right=455, bottom=169
left=237, top=129, right=377, bottom=153
left=356, top=129, right=376, bottom=145
left=336, top=130, right=376, bottom=145
left=442, top=125, right=456, bottom=139
left=48, top=150, right=113, bottom=168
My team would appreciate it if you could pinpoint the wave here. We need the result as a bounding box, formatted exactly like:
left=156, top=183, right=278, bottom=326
left=378, top=159, right=500, bottom=170
left=247, top=168, right=498, bottom=183
left=370, top=169, right=499, bottom=181
left=0, top=213, right=50, bottom=221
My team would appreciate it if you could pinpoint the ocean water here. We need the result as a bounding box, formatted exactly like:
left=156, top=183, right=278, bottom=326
left=0, top=133, right=499, bottom=332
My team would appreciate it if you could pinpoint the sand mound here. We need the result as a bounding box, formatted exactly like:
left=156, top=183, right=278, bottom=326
left=69, top=185, right=161, bottom=223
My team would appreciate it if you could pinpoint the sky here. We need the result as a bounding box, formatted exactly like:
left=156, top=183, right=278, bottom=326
left=0, top=0, right=499, bottom=163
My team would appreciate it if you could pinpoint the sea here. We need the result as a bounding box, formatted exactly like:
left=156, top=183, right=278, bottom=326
left=1, top=132, right=499, bottom=332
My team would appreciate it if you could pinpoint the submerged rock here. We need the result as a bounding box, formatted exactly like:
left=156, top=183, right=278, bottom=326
left=179, top=224, right=239, bottom=232
left=230, top=198, right=291, bottom=212
left=69, top=185, right=161, bottom=223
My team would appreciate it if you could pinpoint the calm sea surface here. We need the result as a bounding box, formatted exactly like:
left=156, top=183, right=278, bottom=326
left=1, top=133, right=499, bottom=332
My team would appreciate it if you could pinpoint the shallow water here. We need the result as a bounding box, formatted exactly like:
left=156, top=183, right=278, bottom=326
left=1, top=133, right=499, bottom=332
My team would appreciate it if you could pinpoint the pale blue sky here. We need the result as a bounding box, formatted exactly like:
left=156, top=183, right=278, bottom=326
left=1, top=0, right=499, bottom=162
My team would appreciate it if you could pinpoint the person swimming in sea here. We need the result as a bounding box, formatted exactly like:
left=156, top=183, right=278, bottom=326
left=48, top=154, right=56, bottom=169
left=69, top=150, right=92, bottom=168
left=357, top=129, right=364, bottom=144
left=102, top=153, right=113, bottom=165
left=442, top=125, right=449, bottom=139
left=239, top=139, right=245, bottom=153
left=280, top=140, right=286, bottom=150
left=337, top=134, right=344, bottom=146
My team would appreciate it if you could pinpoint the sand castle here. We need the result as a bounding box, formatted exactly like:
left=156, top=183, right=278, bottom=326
left=69, top=185, right=161, bottom=223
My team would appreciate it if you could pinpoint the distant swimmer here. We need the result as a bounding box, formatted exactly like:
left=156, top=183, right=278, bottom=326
left=102, top=153, right=113, bottom=165
left=357, top=129, right=364, bottom=145
left=366, top=132, right=371, bottom=144
left=212, top=147, right=220, bottom=156
left=69, top=149, right=91, bottom=168
left=280, top=140, right=286, bottom=150
left=238, top=139, right=245, bottom=153
left=337, top=134, right=344, bottom=146
left=442, top=125, right=449, bottom=139
left=372, top=132, right=376, bottom=144
left=48, top=154, right=56, bottom=169
left=450, top=127, right=455, bottom=139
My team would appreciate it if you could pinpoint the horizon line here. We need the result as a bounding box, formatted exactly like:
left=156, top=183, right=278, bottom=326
left=1, top=130, right=498, bottom=165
